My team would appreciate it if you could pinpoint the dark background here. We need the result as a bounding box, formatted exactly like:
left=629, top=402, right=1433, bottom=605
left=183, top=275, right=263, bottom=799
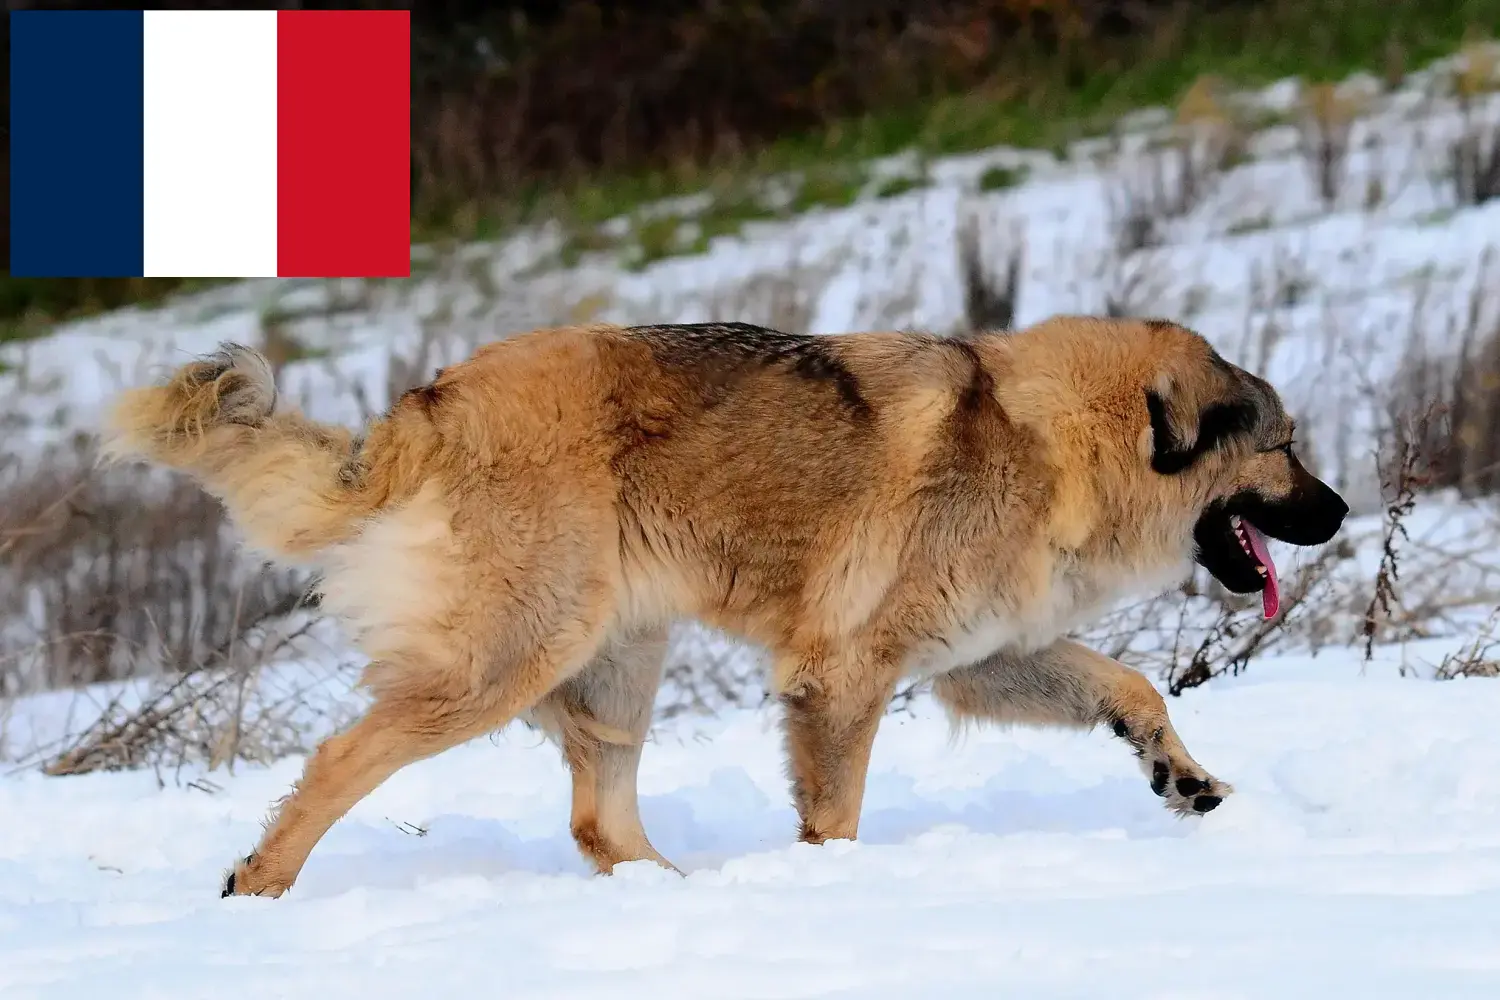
left=3, top=1, right=1497, bottom=309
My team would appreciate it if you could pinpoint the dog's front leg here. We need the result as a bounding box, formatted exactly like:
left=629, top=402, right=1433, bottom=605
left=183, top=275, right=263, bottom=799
left=776, top=647, right=899, bottom=844
left=932, top=638, right=1232, bottom=816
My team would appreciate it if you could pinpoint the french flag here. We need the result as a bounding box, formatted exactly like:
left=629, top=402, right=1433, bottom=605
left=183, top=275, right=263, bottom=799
left=10, top=9, right=411, bottom=279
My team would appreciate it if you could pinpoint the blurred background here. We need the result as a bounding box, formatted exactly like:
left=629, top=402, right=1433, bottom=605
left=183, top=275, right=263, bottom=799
left=2, top=1, right=1499, bottom=776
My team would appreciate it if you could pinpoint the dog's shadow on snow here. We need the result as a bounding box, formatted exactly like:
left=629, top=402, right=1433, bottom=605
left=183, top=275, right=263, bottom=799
left=290, top=815, right=599, bottom=898
left=290, top=767, right=1190, bottom=898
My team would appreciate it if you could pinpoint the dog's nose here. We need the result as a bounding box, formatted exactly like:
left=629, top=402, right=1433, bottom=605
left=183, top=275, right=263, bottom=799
left=1317, top=480, right=1349, bottom=523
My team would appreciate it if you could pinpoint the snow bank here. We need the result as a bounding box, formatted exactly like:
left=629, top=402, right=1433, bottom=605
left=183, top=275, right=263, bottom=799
left=3, top=651, right=1500, bottom=998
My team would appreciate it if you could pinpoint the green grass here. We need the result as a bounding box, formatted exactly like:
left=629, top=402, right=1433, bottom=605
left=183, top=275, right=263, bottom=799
left=555, top=225, right=627, bottom=269
left=628, top=213, right=690, bottom=271
left=687, top=191, right=780, bottom=253
left=874, top=175, right=929, bottom=199
left=554, top=185, right=782, bottom=270
left=788, top=165, right=867, bottom=214
left=467, top=0, right=1497, bottom=235
left=978, top=165, right=1029, bottom=192
left=0, top=276, right=230, bottom=345
left=1225, top=213, right=1275, bottom=236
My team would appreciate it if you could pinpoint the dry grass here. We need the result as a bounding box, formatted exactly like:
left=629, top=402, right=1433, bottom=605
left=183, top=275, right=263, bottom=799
left=1362, top=402, right=1449, bottom=665
left=35, top=611, right=358, bottom=781
left=1107, top=134, right=1228, bottom=255
left=8, top=162, right=1500, bottom=772
left=1164, top=543, right=1351, bottom=695
left=0, top=439, right=311, bottom=696
left=958, top=212, right=1024, bottom=332
left=1433, top=606, right=1500, bottom=679
left=1297, top=82, right=1364, bottom=207
left=1450, top=44, right=1500, bottom=206
left=0, top=434, right=351, bottom=774
left=1386, top=252, right=1500, bottom=496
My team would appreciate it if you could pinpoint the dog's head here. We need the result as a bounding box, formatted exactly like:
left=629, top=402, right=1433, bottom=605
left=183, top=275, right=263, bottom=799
left=1137, top=320, right=1348, bottom=617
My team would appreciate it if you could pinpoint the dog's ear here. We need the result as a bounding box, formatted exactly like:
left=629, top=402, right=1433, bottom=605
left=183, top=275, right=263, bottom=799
left=1144, top=370, right=1260, bottom=475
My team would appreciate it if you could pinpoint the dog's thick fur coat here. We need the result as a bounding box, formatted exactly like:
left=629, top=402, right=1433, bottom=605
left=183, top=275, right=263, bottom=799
left=103, top=316, right=1348, bottom=897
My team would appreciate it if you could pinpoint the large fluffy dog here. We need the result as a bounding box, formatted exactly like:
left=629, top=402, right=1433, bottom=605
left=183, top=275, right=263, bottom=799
left=104, top=315, right=1348, bottom=897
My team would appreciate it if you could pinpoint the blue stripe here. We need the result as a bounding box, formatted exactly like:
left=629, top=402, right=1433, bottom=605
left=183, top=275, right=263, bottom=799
left=10, top=11, right=144, bottom=277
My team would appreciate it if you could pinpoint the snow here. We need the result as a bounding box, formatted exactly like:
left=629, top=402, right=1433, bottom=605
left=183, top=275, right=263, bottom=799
left=3, top=51, right=1499, bottom=508
left=4, top=48, right=1500, bottom=999
left=4, top=652, right=1500, bottom=998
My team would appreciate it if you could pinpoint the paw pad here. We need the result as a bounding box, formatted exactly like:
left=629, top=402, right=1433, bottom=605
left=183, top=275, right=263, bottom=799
left=1175, top=776, right=1206, bottom=796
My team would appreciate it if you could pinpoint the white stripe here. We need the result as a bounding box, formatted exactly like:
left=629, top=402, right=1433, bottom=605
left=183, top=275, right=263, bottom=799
left=143, top=11, right=277, bottom=278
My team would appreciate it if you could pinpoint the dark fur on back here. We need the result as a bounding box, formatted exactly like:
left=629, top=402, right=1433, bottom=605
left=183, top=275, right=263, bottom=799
left=626, top=322, right=872, bottom=419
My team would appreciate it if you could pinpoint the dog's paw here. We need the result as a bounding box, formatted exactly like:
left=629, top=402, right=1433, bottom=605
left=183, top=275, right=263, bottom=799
left=220, top=853, right=290, bottom=899
left=1111, top=718, right=1233, bottom=817
left=1154, top=761, right=1234, bottom=816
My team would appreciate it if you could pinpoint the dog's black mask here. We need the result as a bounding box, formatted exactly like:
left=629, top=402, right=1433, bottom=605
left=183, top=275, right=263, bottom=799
left=1192, top=449, right=1349, bottom=598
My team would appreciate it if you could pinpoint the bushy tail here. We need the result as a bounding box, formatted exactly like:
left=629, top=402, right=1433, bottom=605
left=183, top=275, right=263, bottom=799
left=102, top=343, right=388, bottom=563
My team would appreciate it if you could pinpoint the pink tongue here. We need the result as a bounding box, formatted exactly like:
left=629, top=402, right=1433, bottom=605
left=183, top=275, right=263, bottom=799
left=1240, top=520, right=1280, bottom=619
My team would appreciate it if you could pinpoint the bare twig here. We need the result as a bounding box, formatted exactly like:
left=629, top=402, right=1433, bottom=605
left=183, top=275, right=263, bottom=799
left=1166, top=543, right=1345, bottom=695
left=1362, top=401, right=1449, bottom=665
left=1432, top=607, right=1500, bottom=679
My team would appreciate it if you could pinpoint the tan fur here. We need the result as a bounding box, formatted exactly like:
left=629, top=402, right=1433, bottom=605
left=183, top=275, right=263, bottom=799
left=102, top=317, right=1334, bottom=897
left=933, top=639, right=1229, bottom=815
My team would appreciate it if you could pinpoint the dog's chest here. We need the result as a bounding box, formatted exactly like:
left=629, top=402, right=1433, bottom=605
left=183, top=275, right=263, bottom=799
left=902, top=557, right=1188, bottom=678
left=904, top=578, right=1092, bottom=679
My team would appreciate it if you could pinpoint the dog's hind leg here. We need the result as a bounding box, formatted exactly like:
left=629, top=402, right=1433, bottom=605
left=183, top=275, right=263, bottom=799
left=221, top=627, right=609, bottom=899
left=529, top=626, right=678, bottom=874
left=932, top=638, right=1232, bottom=817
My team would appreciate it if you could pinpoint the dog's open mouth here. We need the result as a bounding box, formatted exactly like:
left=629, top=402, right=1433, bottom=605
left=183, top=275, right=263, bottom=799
left=1230, top=514, right=1280, bottom=619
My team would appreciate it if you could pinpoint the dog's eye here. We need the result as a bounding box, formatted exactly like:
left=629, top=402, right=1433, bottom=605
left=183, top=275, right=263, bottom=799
left=1256, top=439, right=1295, bottom=456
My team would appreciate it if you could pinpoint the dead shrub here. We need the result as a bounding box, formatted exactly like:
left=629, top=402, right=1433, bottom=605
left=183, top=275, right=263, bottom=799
left=957, top=213, right=1024, bottom=332
left=1441, top=274, right=1500, bottom=496
left=1362, top=401, right=1449, bottom=665
left=1433, top=607, right=1500, bottom=680
left=0, top=436, right=311, bottom=696
left=1102, top=81, right=1246, bottom=256
left=1297, top=82, right=1362, bottom=208
left=657, top=624, right=768, bottom=722
left=624, top=245, right=824, bottom=335
left=1098, top=252, right=1170, bottom=319
left=701, top=269, right=820, bottom=335
left=1450, top=44, right=1500, bottom=206
left=36, top=608, right=355, bottom=781
left=1248, top=241, right=1316, bottom=312
left=1107, top=135, right=1225, bottom=255
left=1385, top=255, right=1500, bottom=497
left=1159, top=542, right=1348, bottom=695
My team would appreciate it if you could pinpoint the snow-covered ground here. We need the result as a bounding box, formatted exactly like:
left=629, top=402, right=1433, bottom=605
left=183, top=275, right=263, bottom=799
left=5, top=652, right=1500, bottom=999
left=4, top=48, right=1500, bottom=1000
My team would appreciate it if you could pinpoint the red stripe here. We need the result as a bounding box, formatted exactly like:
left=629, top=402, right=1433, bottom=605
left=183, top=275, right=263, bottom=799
left=277, top=10, right=409, bottom=278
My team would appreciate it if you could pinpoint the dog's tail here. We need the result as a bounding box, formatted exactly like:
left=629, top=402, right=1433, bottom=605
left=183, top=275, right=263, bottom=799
left=102, top=343, right=424, bottom=563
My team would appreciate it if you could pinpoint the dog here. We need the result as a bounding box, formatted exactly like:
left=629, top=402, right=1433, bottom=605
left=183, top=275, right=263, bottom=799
left=102, top=315, right=1348, bottom=897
